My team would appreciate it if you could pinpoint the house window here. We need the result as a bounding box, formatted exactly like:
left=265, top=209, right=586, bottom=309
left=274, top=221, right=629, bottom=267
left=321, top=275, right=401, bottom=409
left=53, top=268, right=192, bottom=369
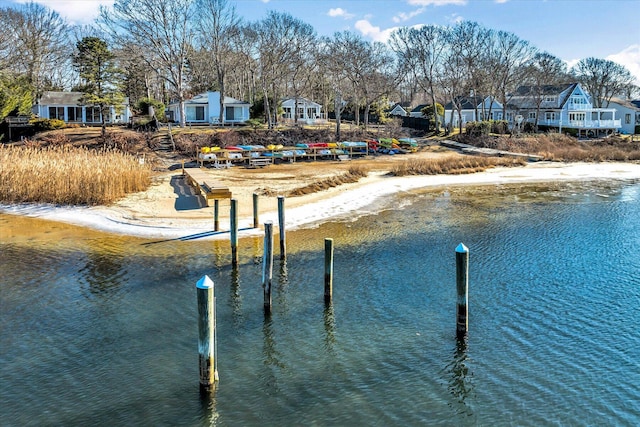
left=544, top=96, right=556, bottom=102
left=226, top=106, right=242, bottom=121
left=48, top=106, right=64, bottom=120
left=67, top=106, right=82, bottom=122
left=186, top=106, right=205, bottom=121
left=625, top=114, right=631, bottom=124
left=528, top=112, right=536, bottom=120
left=545, top=112, right=556, bottom=121
left=86, top=107, right=101, bottom=122
left=506, top=112, right=514, bottom=122
left=569, top=112, right=586, bottom=122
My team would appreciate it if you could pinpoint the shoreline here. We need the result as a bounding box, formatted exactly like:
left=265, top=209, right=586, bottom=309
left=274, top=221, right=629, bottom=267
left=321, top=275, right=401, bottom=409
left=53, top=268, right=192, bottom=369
left=3, top=161, right=640, bottom=240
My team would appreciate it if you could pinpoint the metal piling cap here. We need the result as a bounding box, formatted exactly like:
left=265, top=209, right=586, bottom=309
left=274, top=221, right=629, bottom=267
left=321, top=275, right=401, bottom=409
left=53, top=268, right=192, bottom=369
left=196, top=275, right=214, bottom=289
left=455, top=243, right=469, bottom=253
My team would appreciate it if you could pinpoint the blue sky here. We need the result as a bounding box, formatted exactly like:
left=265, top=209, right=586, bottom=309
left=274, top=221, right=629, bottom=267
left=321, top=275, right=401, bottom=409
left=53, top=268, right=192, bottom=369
left=5, top=0, right=640, bottom=83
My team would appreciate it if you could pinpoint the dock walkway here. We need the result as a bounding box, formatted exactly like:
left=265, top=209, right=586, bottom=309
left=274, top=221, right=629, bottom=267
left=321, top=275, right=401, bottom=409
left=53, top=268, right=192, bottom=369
left=184, top=167, right=232, bottom=206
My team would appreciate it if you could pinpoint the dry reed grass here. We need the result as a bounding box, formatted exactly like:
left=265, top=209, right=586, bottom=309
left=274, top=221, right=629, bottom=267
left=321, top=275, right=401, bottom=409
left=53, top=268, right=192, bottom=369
left=467, top=133, right=640, bottom=162
left=390, top=156, right=527, bottom=176
left=0, top=145, right=152, bottom=205
left=285, top=166, right=369, bottom=197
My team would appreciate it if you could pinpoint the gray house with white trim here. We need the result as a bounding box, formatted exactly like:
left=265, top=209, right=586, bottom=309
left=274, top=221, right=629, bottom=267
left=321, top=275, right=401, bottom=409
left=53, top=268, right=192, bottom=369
left=33, top=91, right=131, bottom=124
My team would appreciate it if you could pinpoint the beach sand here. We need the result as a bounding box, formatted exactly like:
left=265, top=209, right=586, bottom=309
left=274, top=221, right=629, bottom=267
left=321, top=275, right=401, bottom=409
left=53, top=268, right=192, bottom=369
left=3, top=148, right=640, bottom=240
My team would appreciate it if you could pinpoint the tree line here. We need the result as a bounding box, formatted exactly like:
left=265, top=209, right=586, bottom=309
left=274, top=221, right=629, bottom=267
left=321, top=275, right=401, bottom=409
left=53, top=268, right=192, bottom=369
left=1, top=0, right=637, bottom=138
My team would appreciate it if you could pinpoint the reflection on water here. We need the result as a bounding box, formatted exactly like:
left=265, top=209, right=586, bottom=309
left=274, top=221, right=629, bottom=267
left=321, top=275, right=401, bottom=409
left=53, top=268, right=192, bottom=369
left=2, top=179, right=640, bottom=425
left=446, top=338, right=475, bottom=417
left=323, top=303, right=336, bottom=353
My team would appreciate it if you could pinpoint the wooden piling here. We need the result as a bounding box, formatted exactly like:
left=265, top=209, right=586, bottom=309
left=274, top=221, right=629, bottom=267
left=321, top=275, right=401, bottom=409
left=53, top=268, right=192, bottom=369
left=263, top=221, right=274, bottom=313
left=230, top=198, right=238, bottom=267
left=214, top=199, right=220, bottom=232
left=253, top=193, right=259, bottom=229
left=324, top=238, right=334, bottom=303
left=196, top=275, right=218, bottom=390
left=278, top=196, right=286, bottom=260
left=455, top=243, right=469, bottom=338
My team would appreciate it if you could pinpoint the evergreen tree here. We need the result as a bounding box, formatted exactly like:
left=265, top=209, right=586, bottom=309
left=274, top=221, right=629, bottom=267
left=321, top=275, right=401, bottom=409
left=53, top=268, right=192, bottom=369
left=73, top=36, right=124, bottom=136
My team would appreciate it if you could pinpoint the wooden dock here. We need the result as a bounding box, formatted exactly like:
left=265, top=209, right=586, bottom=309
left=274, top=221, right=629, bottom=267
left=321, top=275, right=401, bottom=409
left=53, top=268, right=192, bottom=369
left=184, top=168, right=232, bottom=206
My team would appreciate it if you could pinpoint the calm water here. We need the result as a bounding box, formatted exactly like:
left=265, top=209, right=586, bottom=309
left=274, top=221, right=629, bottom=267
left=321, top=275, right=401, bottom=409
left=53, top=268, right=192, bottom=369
left=1, top=180, right=640, bottom=426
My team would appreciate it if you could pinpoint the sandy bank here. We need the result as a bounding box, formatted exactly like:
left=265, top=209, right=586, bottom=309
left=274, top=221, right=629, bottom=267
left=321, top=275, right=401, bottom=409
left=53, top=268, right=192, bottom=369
left=3, top=160, right=640, bottom=240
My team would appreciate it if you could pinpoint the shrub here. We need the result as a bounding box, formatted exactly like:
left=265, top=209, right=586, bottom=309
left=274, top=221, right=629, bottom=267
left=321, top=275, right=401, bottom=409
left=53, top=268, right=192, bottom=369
left=30, top=118, right=66, bottom=131
left=490, top=120, right=509, bottom=134
left=246, top=118, right=264, bottom=130
left=136, top=98, right=165, bottom=117
left=465, top=121, right=491, bottom=137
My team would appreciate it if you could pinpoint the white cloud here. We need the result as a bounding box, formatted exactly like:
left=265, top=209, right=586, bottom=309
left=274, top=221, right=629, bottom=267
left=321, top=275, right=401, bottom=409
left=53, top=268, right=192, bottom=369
left=495, top=0, right=509, bottom=3
left=393, top=7, right=426, bottom=23
left=446, top=13, right=464, bottom=24
left=408, top=0, right=467, bottom=6
left=15, top=0, right=114, bottom=24
left=328, top=7, right=354, bottom=19
left=564, top=58, right=580, bottom=71
left=354, top=19, right=399, bottom=43
left=607, top=44, right=640, bottom=85
left=565, top=46, right=640, bottom=86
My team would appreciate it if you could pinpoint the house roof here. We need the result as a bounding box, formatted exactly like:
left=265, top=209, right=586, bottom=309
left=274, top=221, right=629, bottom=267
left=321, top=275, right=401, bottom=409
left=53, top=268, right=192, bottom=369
left=181, top=92, right=250, bottom=106
left=38, top=91, right=83, bottom=105
left=507, top=83, right=578, bottom=110
left=411, top=104, right=429, bottom=113
left=609, top=98, right=640, bottom=110
left=37, top=91, right=130, bottom=106
left=282, top=97, right=321, bottom=107
left=443, top=95, right=487, bottom=110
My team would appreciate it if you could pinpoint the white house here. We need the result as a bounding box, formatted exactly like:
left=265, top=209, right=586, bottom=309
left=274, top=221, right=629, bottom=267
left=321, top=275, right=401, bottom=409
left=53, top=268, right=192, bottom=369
left=33, top=91, right=131, bottom=124
left=409, top=104, right=428, bottom=118
left=281, top=97, right=322, bottom=123
left=506, top=83, right=621, bottom=137
left=605, top=98, right=640, bottom=135
left=168, top=91, right=251, bottom=124
left=443, top=95, right=503, bottom=126
left=388, top=103, right=408, bottom=117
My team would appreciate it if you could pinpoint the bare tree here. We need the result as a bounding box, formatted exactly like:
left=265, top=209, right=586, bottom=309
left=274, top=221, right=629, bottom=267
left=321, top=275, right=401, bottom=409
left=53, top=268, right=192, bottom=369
left=489, top=30, right=535, bottom=119
left=100, top=0, right=195, bottom=127
left=521, top=51, right=568, bottom=130
left=318, top=33, right=355, bottom=141
left=358, top=41, right=397, bottom=129
left=247, top=12, right=316, bottom=128
left=572, top=57, right=637, bottom=107
left=194, top=0, right=242, bottom=124
left=440, top=25, right=472, bottom=134
left=390, top=25, right=446, bottom=132
left=4, top=3, right=70, bottom=99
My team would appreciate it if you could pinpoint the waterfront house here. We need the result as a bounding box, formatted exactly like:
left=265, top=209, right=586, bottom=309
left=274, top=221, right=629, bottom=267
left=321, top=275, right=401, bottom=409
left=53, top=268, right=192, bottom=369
left=443, top=94, right=503, bottom=127
left=281, top=97, right=323, bottom=123
left=388, top=103, right=408, bottom=117
left=33, top=91, right=131, bottom=125
left=506, top=83, right=621, bottom=137
left=409, top=104, right=428, bottom=118
left=167, top=91, right=251, bottom=125
left=605, top=98, right=640, bottom=135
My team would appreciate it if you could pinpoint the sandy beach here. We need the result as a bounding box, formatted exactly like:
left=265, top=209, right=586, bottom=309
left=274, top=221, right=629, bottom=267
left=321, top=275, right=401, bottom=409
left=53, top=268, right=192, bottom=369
left=3, top=148, right=640, bottom=240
